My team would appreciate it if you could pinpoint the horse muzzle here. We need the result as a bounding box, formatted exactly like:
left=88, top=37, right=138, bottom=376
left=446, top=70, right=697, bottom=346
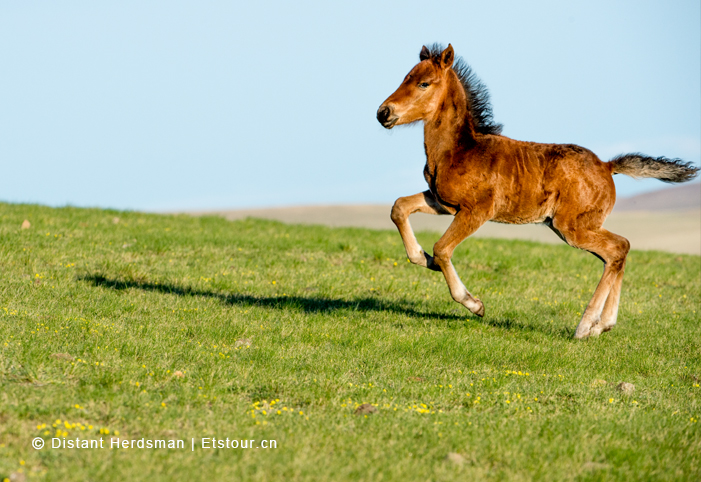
left=376, top=105, right=398, bottom=129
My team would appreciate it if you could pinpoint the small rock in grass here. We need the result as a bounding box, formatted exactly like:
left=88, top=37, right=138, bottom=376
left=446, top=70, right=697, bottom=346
left=174, top=371, right=185, bottom=378
left=51, top=353, right=74, bottom=361
left=590, top=379, right=608, bottom=388
left=354, top=403, right=378, bottom=415
left=235, top=339, right=252, bottom=348
left=617, top=382, right=635, bottom=395
left=445, top=452, right=466, bottom=465
left=10, top=471, right=27, bottom=482
left=21, top=220, right=31, bottom=229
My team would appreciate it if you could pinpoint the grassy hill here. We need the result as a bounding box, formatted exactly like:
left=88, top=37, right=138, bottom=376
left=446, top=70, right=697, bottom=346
left=0, top=203, right=699, bottom=481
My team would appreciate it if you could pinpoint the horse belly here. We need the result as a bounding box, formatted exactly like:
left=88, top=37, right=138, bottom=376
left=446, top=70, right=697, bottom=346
left=491, top=189, right=557, bottom=225
left=491, top=211, right=550, bottom=225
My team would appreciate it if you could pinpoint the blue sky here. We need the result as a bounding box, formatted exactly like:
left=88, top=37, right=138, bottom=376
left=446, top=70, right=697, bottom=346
left=1, top=1, right=699, bottom=211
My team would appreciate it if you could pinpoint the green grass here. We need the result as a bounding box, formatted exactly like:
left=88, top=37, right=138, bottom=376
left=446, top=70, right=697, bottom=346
left=0, top=202, right=699, bottom=481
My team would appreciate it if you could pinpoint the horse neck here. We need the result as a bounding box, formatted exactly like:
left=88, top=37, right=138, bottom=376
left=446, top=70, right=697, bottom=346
left=423, top=74, right=477, bottom=168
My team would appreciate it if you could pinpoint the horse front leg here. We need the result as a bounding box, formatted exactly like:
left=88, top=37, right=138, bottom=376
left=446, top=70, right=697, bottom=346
left=391, top=191, right=455, bottom=271
left=432, top=209, right=489, bottom=317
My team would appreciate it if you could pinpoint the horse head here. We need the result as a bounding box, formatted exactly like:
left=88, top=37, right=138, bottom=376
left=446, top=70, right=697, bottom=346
left=377, top=44, right=456, bottom=129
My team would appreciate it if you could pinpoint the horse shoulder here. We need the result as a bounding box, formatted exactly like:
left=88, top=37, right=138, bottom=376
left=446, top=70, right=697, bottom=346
left=432, top=139, right=502, bottom=210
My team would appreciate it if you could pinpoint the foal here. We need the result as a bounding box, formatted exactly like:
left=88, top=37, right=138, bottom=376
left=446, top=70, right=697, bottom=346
left=377, top=44, right=698, bottom=339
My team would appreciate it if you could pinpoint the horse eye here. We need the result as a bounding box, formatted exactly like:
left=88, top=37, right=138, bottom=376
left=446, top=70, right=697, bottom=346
left=419, top=82, right=430, bottom=89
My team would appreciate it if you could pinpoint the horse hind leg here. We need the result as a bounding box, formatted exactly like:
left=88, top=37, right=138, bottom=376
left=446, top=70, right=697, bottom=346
left=590, top=267, right=626, bottom=336
left=550, top=220, right=630, bottom=338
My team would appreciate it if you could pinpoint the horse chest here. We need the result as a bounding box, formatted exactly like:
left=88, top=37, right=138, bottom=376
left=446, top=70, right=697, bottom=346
left=423, top=164, right=435, bottom=191
left=423, top=163, right=446, bottom=197
left=423, top=163, right=463, bottom=208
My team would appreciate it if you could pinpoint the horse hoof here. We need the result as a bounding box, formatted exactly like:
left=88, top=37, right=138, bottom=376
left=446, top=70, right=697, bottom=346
left=590, top=324, right=613, bottom=336
left=588, top=326, right=603, bottom=337
left=473, top=300, right=485, bottom=317
left=573, top=324, right=591, bottom=339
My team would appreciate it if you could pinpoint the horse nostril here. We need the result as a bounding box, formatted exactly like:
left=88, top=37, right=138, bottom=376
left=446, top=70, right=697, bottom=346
left=377, top=106, right=391, bottom=123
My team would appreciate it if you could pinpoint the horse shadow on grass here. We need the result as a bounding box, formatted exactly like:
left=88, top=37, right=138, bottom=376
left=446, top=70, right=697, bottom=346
left=80, top=274, right=461, bottom=321
left=79, top=274, right=570, bottom=338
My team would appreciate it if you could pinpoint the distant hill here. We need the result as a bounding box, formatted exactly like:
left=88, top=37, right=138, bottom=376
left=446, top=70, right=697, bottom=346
left=186, top=181, right=701, bottom=255
left=614, top=182, right=701, bottom=212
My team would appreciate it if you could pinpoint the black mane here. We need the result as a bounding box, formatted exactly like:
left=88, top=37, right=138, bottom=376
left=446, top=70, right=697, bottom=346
left=426, top=43, right=503, bottom=136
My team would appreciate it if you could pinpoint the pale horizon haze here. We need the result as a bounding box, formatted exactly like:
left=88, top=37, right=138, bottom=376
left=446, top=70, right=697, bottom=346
left=1, top=1, right=699, bottom=211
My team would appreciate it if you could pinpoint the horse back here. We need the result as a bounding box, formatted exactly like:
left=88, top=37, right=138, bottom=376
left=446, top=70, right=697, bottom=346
left=437, top=135, right=616, bottom=224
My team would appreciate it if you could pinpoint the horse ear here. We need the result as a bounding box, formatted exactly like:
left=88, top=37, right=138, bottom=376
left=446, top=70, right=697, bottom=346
left=419, top=45, right=431, bottom=61
left=440, top=44, right=454, bottom=69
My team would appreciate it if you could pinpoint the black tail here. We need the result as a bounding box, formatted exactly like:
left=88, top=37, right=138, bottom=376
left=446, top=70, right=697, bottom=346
left=609, top=153, right=699, bottom=183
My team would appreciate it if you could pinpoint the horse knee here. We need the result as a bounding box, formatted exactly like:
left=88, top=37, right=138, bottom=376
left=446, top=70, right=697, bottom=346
left=390, top=199, right=409, bottom=225
left=432, top=243, right=452, bottom=266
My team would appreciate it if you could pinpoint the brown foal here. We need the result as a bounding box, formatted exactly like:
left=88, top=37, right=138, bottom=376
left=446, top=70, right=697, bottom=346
left=377, top=44, right=698, bottom=339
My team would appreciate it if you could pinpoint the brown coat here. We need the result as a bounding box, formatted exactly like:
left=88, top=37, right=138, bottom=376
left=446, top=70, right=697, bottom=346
left=377, top=44, right=698, bottom=338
